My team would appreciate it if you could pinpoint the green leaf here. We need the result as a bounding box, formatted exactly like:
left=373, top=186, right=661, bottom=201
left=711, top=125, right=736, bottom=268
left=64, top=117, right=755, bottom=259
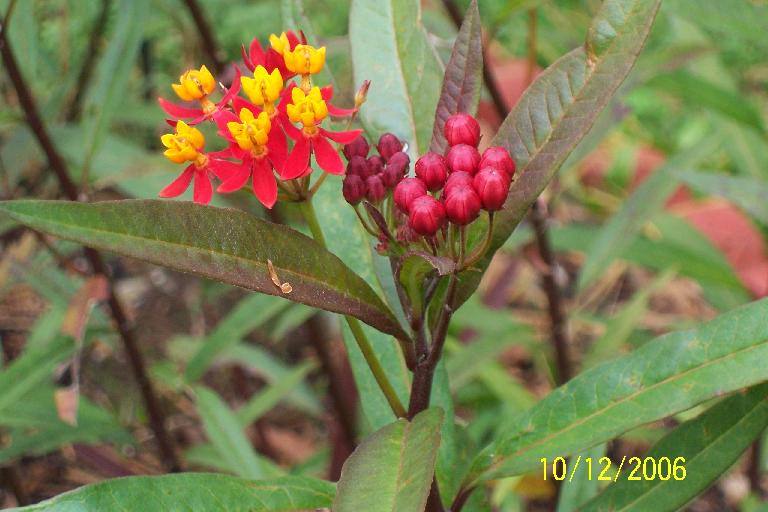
left=81, top=0, right=148, bottom=173
left=577, top=143, right=715, bottom=291
left=194, top=386, right=280, bottom=480
left=582, top=383, right=768, bottom=511
left=0, top=336, right=73, bottom=415
left=186, top=294, right=290, bottom=382
left=334, top=408, right=444, bottom=512
left=453, top=0, right=662, bottom=306
left=465, top=297, right=768, bottom=485
left=397, top=251, right=455, bottom=320
left=679, top=170, right=768, bottom=224
left=429, top=0, right=482, bottom=154
left=236, top=362, right=315, bottom=425
left=581, top=268, right=675, bottom=368
left=0, top=199, right=407, bottom=339
left=8, top=474, right=335, bottom=511
left=556, top=444, right=606, bottom=512
left=349, top=0, right=444, bottom=156
left=648, top=70, right=765, bottom=133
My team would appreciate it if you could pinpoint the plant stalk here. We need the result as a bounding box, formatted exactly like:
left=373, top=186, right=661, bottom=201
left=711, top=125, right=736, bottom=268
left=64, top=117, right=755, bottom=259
left=299, top=200, right=407, bottom=418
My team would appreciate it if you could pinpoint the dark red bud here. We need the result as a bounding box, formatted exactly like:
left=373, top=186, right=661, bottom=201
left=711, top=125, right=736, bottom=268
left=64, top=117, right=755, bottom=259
left=444, top=187, right=481, bottom=225
left=408, top=195, right=446, bottom=236
left=443, top=171, right=474, bottom=197
left=387, top=151, right=411, bottom=176
left=479, top=146, right=516, bottom=178
left=446, top=144, right=481, bottom=175
left=382, top=166, right=402, bottom=188
left=473, top=167, right=510, bottom=211
left=365, top=174, right=386, bottom=202
left=444, top=112, right=481, bottom=147
left=343, top=135, right=370, bottom=160
left=394, top=177, right=427, bottom=212
left=346, top=155, right=367, bottom=176
left=377, top=133, right=403, bottom=160
left=342, top=174, right=366, bottom=205
left=363, top=155, right=384, bottom=178
left=415, top=152, right=448, bottom=191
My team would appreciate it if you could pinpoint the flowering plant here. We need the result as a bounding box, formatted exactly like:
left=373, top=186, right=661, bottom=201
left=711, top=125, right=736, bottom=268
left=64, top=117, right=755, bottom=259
left=6, top=0, right=765, bottom=511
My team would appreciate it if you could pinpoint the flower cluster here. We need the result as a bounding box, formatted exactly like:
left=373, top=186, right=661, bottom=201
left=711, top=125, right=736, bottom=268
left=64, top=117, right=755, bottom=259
left=157, top=31, right=361, bottom=207
left=343, top=113, right=515, bottom=263
left=341, top=133, right=410, bottom=205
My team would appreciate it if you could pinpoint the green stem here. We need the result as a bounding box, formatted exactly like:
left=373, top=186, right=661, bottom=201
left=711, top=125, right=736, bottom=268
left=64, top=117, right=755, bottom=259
left=299, top=199, right=408, bottom=418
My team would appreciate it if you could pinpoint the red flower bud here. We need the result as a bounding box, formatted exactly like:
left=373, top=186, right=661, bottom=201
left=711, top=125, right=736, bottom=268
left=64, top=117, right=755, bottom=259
left=387, top=151, right=411, bottom=176
left=479, top=146, right=516, bottom=179
left=446, top=144, right=481, bottom=175
left=415, top=152, right=448, bottom=191
left=394, top=177, right=427, bottom=212
left=473, top=167, right=510, bottom=211
left=408, top=195, right=446, bottom=236
left=443, top=171, right=474, bottom=197
left=382, top=165, right=403, bottom=188
left=343, top=136, right=370, bottom=160
left=365, top=174, right=386, bottom=202
left=444, top=187, right=481, bottom=225
left=444, top=113, right=480, bottom=147
left=377, top=133, right=403, bottom=160
left=343, top=174, right=366, bottom=205
left=346, top=155, right=368, bottom=176
left=363, top=155, right=384, bottom=178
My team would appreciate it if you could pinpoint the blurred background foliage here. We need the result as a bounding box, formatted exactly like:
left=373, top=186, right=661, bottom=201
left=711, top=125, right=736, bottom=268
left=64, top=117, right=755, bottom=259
left=0, top=0, right=767, bottom=510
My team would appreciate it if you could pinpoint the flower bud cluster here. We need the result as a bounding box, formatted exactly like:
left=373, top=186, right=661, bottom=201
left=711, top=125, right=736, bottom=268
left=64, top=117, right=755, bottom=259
left=392, top=113, right=515, bottom=236
left=342, top=133, right=410, bottom=205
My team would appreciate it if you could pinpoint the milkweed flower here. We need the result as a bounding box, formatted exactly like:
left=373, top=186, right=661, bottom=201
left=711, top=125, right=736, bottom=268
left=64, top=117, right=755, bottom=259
left=282, top=86, right=361, bottom=179
left=159, top=121, right=239, bottom=204
left=214, top=104, right=287, bottom=209
left=158, top=66, right=242, bottom=124
left=283, top=43, right=326, bottom=92
left=242, top=31, right=302, bottom=79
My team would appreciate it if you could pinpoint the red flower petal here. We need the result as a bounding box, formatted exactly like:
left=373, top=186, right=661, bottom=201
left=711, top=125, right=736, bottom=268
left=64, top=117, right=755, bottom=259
left=313, top=135, right=345, bottom=175
left=277, top=84, right=296, bottom=113
left=208, top=159, right=242, bottom=182
left=266, top=48, right=291, bottom=78
left=214, top=110, right=239, bottom=140
left=267, top=127, right=288, bottom=173
left=241, top=45, right=255, bottom=72
left=282, top=137, right=311, bottom=180
left=252, top=159, right=278, bottom=209
left=218, top=66, right=242, bottom=106
left=232, top=96, right=261, bottom=116
left=287, top=31, right=301, bottom=48
left=193, top=169, right=213, bottom=204
left=217, top=162, right=252, bottom=193
left=159, top=165, right=194, bottom=198
left=158, top=97, right=202, bottom=119
left=320, top=85, right=335, bottom=101
left=278, top=113, right=302, bottom=141
left=327, top=103, right=357, bottom=117
left=245, top=38, right=265, bottom=71
left=319, top=127, right=363, bottom=145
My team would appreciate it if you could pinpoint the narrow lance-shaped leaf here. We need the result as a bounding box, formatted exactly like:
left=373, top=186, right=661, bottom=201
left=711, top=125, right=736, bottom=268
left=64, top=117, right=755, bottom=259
left=0, top=200, right=408, bottom=339
left=429, top=0, right=482, bottom=154
left=349, top=0, right=444, bottom=156
left=453, top=0, right=662, bottom=306
left=7, top=474, right=335, bottom=511
left=582, top=383, right=768, bottom=511
left=464, top=297, right=768, bottom=485
left=334, top=408, right=444, bottom=512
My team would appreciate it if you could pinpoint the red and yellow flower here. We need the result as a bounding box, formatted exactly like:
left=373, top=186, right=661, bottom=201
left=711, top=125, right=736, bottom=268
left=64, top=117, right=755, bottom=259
left=214, top=104, right=287, bottom=209
left=159, top=121, right=239, bottom=204
left=282, top=86, right=361, bottom=179
left=158, top=65, right=241, bottom=124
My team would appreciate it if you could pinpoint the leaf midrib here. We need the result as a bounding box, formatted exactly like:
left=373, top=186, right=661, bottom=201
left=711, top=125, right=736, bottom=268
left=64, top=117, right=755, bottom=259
left=502, top=0, right=653, bottom=174
left=482, top=336, right=768, bottom=479
left=611, top=392, right=768, bottom=511
left=10, top=207, right=383, bottom=313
